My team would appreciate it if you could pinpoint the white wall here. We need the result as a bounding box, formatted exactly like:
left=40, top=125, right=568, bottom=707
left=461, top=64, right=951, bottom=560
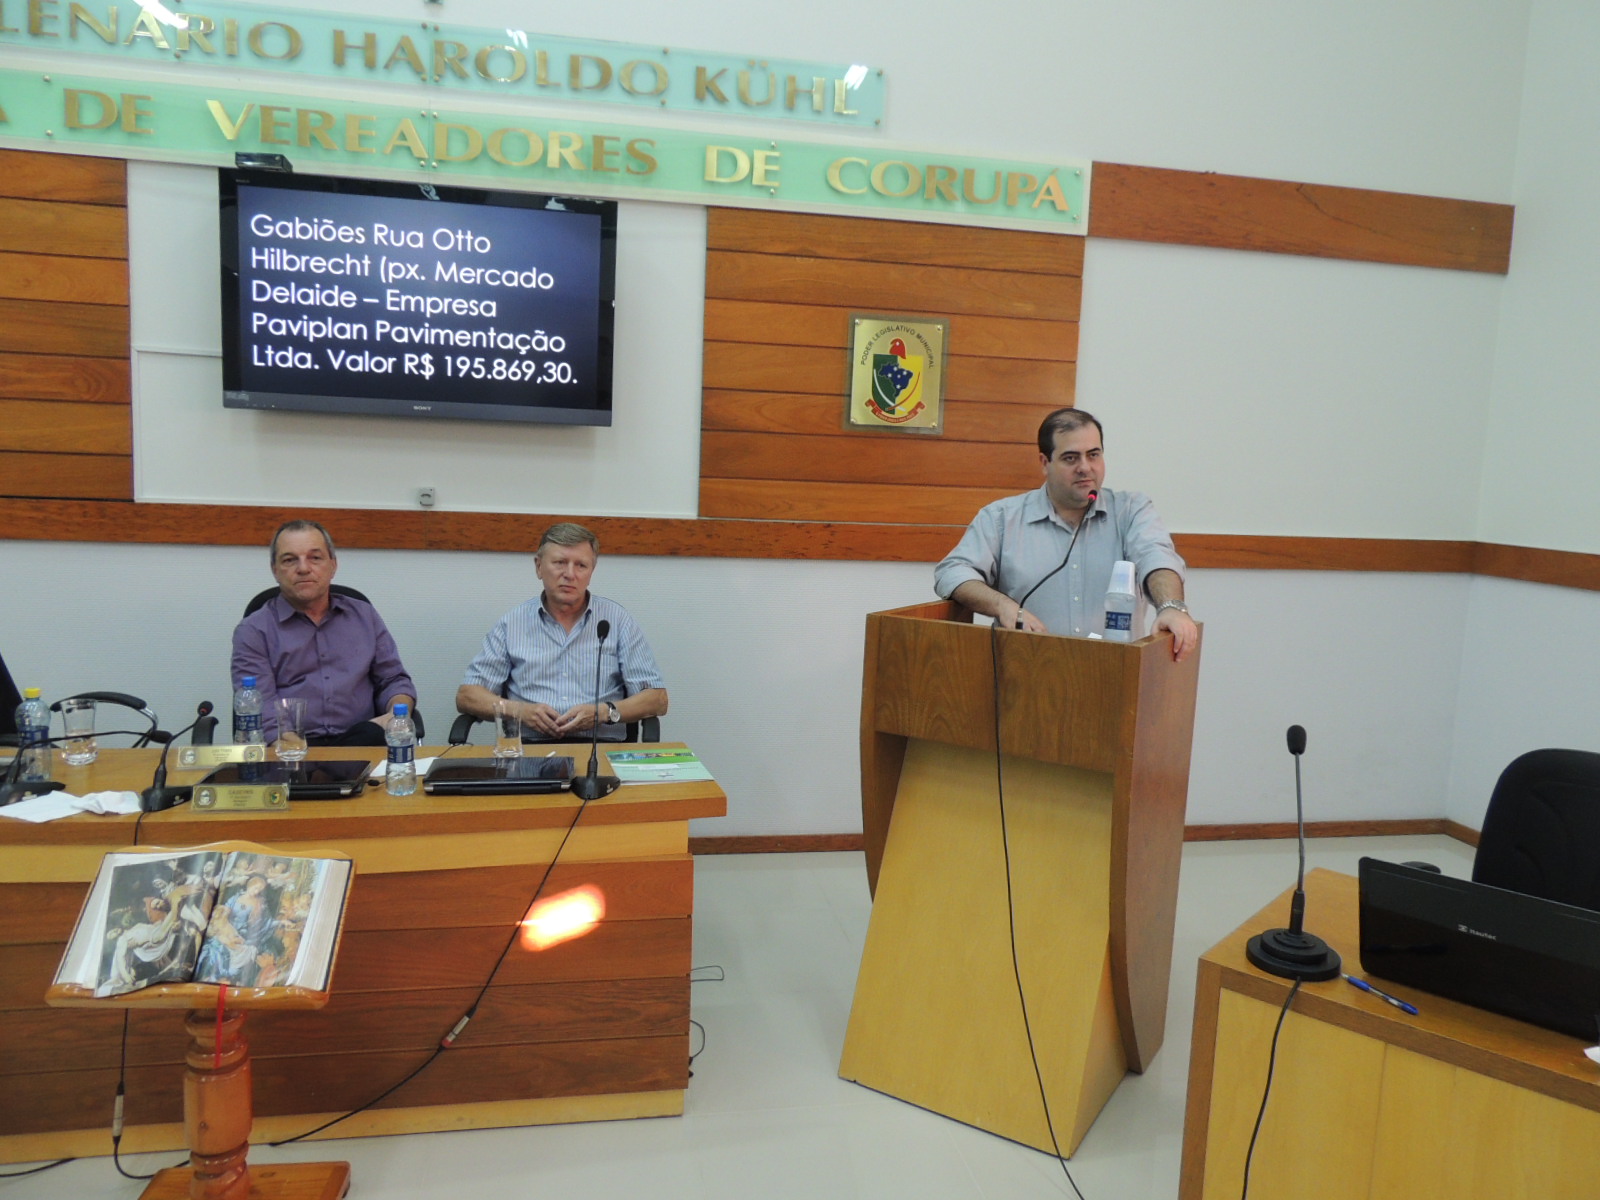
left=0, top=538, right=1473, bottom=834
left=14, top=0, right=1594, bottom=836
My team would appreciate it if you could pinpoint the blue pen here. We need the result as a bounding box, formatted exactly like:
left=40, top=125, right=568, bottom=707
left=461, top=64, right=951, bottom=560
left=1343, top=974, right=1419, bottom=1015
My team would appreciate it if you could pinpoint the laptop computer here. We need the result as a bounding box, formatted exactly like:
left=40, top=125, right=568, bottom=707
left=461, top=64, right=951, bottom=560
left=424, top=756, right=575, bottom=795
left=198, top=759, right=373, bottom=800
left=1358, top=856, right=1600, bottom=1041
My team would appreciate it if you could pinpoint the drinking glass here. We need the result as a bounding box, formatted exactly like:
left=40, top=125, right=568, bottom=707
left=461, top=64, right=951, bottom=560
left=60, top=697, right=97, bottom=766
left=273, top=696, right=308, bottom=761
left=493, top=700, right=523, bottom=758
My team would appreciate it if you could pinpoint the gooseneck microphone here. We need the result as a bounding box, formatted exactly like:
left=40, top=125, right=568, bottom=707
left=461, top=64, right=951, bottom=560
left=1011, top=489, right=1098, bottom=628
left=570, top=620, right=620, bottom=802
left=140, top=701, right=216, bottom=813
left=1245, top=724, right=1341, bottom=981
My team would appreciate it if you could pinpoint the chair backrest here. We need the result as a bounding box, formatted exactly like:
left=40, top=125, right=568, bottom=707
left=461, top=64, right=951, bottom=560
left=0, top=649, right=22, bottom=742
left=243, top=583, right=371, bottom=618
left=236, top=584, right=418, bottom=738
left=1472, top=748, right=1600, bottom=911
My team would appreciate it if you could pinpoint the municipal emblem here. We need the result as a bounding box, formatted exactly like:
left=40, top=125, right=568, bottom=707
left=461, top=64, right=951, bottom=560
left=847, top=316, right=948, bottom=434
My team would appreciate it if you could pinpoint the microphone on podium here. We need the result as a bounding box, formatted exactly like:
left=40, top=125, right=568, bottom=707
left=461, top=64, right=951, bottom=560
left=1244, top=724, right=1342, bottom=981
left=1012, top=488, right=1098, bottom=629
left=570, top=620, right=620, bottom=802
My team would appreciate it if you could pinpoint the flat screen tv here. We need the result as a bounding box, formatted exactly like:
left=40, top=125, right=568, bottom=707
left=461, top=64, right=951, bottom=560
left=220, top=170, right=617, bottom=426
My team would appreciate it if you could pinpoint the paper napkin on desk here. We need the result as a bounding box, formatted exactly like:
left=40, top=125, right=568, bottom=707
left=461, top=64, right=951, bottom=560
left=0, top=790, right=142, bottom=822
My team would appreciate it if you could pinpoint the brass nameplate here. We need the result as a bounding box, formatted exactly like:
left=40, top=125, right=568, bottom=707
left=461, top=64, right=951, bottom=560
left=177, top=744, right=267, bottom=769
left=192, top=784, right=289, bottom=812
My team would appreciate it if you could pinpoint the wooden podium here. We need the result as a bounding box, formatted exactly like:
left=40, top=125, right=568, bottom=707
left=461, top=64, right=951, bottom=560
left=47, top=841, right=353, bottom=1200
left=839, top=600, right=1201, bottom=1155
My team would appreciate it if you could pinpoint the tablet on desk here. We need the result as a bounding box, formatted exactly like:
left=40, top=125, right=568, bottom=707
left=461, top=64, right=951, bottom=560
left=424, top=756, right=575, bottom=795
left=199, top=760, right=372, bottom=800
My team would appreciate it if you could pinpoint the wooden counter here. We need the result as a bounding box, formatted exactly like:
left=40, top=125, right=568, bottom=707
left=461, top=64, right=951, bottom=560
left=1182, top=869, right=1600, bottom=1200
left=0, top=745, right=725, bottom=1164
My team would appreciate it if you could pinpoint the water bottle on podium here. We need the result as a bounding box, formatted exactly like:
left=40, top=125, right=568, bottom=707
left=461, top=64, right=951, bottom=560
left=386, top=703, right=417, bottom=796
left=1102, top=560, right=1137, bottom=643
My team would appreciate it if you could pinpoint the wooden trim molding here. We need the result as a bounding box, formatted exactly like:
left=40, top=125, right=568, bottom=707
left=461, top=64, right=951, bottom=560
left=687, top=821, right=1479, bottom=856
left=3, top=500, right=1600, bottom=595
left=1088, top=162, right=1514, bottom=274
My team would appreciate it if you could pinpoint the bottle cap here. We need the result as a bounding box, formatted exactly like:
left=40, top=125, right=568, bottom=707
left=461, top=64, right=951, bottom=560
left=242, top=676, right=257, bottom=688
left=393, top=703, right=409, bottom=716
left=1109, top=560, right=1136, bottom=595
left=23, top=687, right=40, bottom=699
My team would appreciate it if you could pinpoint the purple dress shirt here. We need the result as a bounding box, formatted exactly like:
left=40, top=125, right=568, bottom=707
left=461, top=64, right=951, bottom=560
left=231, top=592, right=416, bottom=740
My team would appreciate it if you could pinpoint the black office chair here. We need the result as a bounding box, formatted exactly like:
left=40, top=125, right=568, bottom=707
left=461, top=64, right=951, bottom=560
left=1472, top=748, right=1600, bottom=911
left=243, top=583, right=370, bottom=617
left=447, top=694, right=660, bottom=746
left=239, top=583, right=422, bottom=739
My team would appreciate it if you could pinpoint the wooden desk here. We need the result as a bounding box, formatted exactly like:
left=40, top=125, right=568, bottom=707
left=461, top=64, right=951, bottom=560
left=1183, top=869, right=1600, bottom=1200
left=0, top=745, right=725, bottom=1165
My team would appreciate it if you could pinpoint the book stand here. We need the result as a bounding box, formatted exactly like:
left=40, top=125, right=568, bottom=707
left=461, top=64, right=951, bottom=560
left=46, top=841, right=353, bottom=1200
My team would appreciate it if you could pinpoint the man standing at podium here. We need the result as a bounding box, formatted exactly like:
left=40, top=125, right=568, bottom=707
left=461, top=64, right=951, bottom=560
left=934, top=407, right=1199, bottom=660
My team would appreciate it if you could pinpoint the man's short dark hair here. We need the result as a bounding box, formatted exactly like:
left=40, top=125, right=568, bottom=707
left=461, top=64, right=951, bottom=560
left=269, top=520, right=336, bottom=562
left=1037, top=407, right=1104, bottom=457
left=536, top=522, right=600, bottom=558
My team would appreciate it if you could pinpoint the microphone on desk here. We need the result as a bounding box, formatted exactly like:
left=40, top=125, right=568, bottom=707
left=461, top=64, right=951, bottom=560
left=1012, top=489, right=1097, bottom=629
left=141, top=701, right=215, bottom=813
left=570, top=620, right=620, bottom=802
left=1245, top=724, right=1342, bottom=981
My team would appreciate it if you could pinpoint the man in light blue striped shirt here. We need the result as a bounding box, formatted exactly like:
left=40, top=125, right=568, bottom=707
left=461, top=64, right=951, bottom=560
left=456, top=523, right=668, bottom=741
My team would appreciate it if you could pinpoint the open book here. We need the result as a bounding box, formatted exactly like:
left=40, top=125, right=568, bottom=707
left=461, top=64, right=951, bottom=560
left=54, top=848, right=353, bottom=998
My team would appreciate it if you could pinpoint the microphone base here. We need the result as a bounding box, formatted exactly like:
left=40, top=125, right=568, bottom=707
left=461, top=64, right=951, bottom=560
left=1246, top=927, right=1342, bottom=982
left=0, top=780, right=64, bottom=807
left=140, top=786, right=192, bottom=813
left=569, top=774, right=621, bottom=802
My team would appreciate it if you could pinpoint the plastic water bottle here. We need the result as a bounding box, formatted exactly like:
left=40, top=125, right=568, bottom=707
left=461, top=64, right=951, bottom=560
left=16, top=687, right=52, bottom=782
left=1102, top=560, right=1138, bottom=643
left=233, top=676, right=264, bottom=745
left=385, top=703, right=417, bottom=796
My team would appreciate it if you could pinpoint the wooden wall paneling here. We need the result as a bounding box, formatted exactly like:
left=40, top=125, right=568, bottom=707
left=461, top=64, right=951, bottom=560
left=705, top=249, right=1081, bottom=320
left=0, top=299, right=130, bottom=358
left=0, top=451, right=132, bottom=500
left=701, top=208, right=1082, bottom=527
left=703, top=300, right=1080, bottom=361
left=700, top=479, right=1017, bottom=525
left=701, top=431, right=1039, bottom=489
left=0, top=401, right=132, bottom=455
left=700, top=390, right=1047, bottom=444
left=0, top=150, right=125, bottom=205
left=0, top=353, right=130, bottom=404
left=706, top=208, right=1085, bottom=275
left=0, top=197, right=128, bottom=258
left=0, top=251, right=129, bottom=305
left=1088, top=162, right=1514, bottom=274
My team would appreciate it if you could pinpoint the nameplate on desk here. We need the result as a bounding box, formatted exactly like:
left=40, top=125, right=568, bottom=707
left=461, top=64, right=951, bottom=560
left=192, top=784, right=288, bottom=812
left=178, top=745, right=267, bottom=769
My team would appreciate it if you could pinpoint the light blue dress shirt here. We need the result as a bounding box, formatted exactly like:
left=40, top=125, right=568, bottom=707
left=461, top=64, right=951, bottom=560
left=933, top=484, right=1186, bottom=637
left=461, top=593, right=665, bottom=739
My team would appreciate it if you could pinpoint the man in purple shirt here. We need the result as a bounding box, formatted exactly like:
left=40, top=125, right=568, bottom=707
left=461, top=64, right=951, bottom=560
left=231, top=520, right=417, bottom=746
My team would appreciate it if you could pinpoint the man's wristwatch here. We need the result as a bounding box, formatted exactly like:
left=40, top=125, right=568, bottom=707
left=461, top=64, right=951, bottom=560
left=603, top=701, right=620, bottom=724
left=1154, top=600, right=1190, bottom=617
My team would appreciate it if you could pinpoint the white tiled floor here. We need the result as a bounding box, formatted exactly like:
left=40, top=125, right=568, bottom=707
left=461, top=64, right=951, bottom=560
left=5, top=835, right=1476, bottom=1200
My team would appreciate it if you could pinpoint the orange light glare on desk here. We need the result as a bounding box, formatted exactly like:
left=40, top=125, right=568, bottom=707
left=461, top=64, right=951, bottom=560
left=521, top=885, right=605, bottom=951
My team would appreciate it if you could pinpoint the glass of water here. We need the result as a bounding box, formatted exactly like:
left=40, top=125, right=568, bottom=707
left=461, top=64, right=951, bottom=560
left=494, top=700, right=523, bottom=757
left=60, top=697, right=97, bottom=766
left=273, top=696, right=308, bottom=761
